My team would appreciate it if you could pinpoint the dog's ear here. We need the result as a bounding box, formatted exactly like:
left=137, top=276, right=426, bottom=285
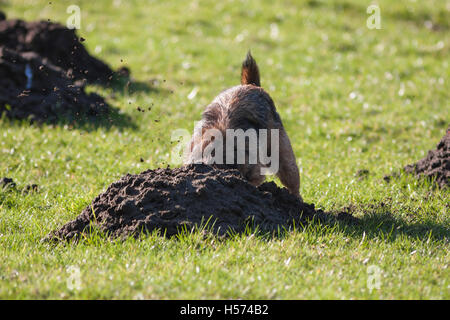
left=241, top=51, right=260, bottom=87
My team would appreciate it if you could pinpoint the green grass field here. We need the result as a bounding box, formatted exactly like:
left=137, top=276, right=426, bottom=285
left=0, top=0, right=449, bottom=299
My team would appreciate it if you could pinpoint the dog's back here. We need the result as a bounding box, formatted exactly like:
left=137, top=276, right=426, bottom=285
left=186, top=52, right=301, bottom=198
left=202, top=53, right=281, bottom=133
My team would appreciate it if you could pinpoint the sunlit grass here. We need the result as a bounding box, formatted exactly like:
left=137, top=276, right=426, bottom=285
left=0, top=0, right=448, bottom=299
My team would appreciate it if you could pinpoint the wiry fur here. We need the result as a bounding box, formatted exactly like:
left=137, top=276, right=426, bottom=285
left=241, top=51, right=260, bottom=87
left=185, top=52, right=301, bottom=199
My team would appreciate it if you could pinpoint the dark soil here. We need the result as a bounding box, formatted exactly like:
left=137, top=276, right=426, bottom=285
left=0, top=47, right=111, bottom=122
left=0, top=16, right=113, bottom=83
left=404, top=127, right=450, bottom=188
left=45, top=164, right=357, bottom=241
left=0, top=177, right=16, bottom=189
left=0, top=13, right=121, bottom=123
left=0, top=177, right=38, bottom=193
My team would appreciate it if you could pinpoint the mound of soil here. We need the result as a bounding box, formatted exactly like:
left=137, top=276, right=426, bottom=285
left=0, top=13, right=122, bottom=123
left=45, top=164, right=353, bottom=241
left=404, top=127, right=449, bottom=188
left=0, top=47, right=110, bottom=122
left=0, top=16, right=113, bottom=83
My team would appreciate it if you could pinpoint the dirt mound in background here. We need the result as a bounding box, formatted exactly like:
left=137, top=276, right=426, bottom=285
left=45, top=164, right=355, bottom=241
left=0, top=13, right=124, bottom=123
left=0, top=47, right=111, bottom=122
left=0, top=16, right=113, bottom=83
left=404, top=127, right=450, bottom=188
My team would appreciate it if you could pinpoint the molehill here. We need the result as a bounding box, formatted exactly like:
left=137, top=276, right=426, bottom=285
left=0, top=12, right=120, bottom=123
left=45, top=164, right=356, bottom=241
left=404, top=126, right=449, bottom=188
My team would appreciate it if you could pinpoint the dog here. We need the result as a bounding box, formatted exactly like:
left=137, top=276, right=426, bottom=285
left=185, top=52, right=301, bottom=199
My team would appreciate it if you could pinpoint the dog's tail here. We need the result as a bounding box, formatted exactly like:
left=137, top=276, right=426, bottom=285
left=241, top=51, right=260, bottom=87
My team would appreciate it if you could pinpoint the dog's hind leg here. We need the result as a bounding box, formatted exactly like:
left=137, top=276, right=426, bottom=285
left=276, top=127, right=301, bottom=200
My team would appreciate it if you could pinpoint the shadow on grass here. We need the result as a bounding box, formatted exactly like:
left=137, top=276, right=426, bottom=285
left=54, top=107, right=138, bottom=132
left=0, top=71, right=170, bottom=132
left=105, top=73, right=162, bottom=96
left=212, top=200, right=449, bottom=244
left=324, top=203, right=449, bottom=243
left=62, top=75, right=166, bottom=132
left=50, top=72, right=168, bottom=131
left=42, top=200, right=449, bottom=245
left=0, top=105, right=138, bottom=133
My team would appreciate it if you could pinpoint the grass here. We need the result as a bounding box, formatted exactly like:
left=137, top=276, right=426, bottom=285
left=0, top=0, right=449, bottom=299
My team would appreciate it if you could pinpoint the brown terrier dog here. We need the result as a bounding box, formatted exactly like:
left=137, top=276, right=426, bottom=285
left=185, top=52, right=301, bottom=199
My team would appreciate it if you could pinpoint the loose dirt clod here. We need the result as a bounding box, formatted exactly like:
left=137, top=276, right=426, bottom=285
left=0, top=177, right=16, bottom=189
left=0, top=177, right=39, bottom=193
left=24, top=184, right=39, bottom=194
left=404, top=127, right=450, bottom=188
left=45, top=164, right=355, bottom=241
